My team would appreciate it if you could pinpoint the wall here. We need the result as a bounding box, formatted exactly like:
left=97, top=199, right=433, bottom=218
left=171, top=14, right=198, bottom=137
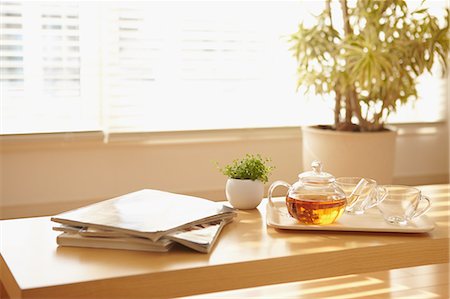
left=0, top=123, right=448, bottom=219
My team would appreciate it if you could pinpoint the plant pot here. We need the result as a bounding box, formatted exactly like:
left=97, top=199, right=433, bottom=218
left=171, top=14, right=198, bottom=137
left=302, top=126, right=397, bottom=184
left=225, top=178, right=264, bottom=209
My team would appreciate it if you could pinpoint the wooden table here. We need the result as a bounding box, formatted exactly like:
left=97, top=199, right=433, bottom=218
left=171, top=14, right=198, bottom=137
left=1, top=184, right=449, bottom=299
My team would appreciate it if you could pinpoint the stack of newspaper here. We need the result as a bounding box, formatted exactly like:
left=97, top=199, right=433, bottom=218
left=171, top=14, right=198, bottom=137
left=51, top=189, right=236, bottom=253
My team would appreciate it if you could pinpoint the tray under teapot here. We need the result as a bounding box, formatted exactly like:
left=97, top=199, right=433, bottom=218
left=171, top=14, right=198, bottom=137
left=266, top=200, right=435, bottom=233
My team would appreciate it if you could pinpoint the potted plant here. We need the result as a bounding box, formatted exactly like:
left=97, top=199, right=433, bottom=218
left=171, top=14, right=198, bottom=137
left=217, top=154, right=275, bottom=209
left=289, top=0, right=449, bottom=183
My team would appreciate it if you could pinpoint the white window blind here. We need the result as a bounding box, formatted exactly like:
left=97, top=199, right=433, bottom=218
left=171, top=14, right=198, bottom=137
left=102, top=1, right=311, bottom=133
left=101, top=3, right=164, bottom=133
left=1, top=1, right=447, bottom=135
left=1, top=1, right=24, bottom=128
left=0, top=1, right=99, bottom=134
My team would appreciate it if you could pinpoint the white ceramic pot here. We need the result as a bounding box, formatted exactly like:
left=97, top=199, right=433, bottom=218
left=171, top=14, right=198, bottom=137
left=302, top=126, right=397, bottom=184
left=225, top=178, right=264, bottom=210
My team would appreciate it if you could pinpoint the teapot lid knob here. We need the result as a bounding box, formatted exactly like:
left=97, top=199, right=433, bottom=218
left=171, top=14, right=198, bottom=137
left=298, top=160, right=335, bottom=184
left=311, top=160, right=322, bottom=174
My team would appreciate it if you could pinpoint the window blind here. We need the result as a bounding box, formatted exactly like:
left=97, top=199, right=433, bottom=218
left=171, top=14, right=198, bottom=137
left=101, top=4, right=163, bottom=133
left=1, top=1, right=447, bottom=135
left=0, top=1, right=99, bottom=134
left=1, top=1, right=25, bottom=133
left=102, top=2, right=298, bottom=133
left=100, top=1, right=337, bottom=133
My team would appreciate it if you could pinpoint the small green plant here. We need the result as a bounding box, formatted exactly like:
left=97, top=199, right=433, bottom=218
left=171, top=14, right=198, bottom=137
left=217, top=154, right=275, bottom=183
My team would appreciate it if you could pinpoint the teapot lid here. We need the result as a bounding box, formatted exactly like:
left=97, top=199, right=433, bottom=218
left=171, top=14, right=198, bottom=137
left=298, top=160, right=335, bottom=184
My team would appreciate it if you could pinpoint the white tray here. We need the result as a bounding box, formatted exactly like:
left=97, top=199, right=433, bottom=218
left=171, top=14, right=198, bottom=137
left=266, top=201, right=435, bottom=234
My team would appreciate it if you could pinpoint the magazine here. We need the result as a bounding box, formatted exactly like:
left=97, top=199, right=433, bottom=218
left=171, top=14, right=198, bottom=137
left=57, top=232, right=174, bottom=252
left=51, top=189, right=236, bottom=242
left=55, top=218, right=233, bottom=253
left=165, top=218, right=232, bottom=253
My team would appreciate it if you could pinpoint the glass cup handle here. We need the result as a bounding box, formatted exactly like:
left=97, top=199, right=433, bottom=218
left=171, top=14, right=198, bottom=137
left=345, top=178, right=369, bottom=210
left=412, top=195, right=432, bottom=219
left=367, top=186, right=388, bottom=209
left=268, top=180, right=291, bottom=208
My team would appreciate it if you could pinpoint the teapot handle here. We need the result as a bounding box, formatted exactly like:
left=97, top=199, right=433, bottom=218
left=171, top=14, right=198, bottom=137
left=268, top=180, right=291, bottom=208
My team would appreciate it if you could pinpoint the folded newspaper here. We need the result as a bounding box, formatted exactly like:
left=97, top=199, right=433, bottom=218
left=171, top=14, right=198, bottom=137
left=51, top=189, right=236, bottom=253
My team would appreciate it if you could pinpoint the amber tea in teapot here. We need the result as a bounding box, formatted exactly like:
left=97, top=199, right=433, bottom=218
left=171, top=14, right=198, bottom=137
left=286, top=194, right=346, bottom=225
left=268, top=161, right=347, bottom=225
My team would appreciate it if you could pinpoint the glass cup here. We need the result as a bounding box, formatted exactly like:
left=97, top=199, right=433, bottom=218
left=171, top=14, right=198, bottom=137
left=336, top=177, right=387, bottom=215
left=377, top=185, right=431, bottom=226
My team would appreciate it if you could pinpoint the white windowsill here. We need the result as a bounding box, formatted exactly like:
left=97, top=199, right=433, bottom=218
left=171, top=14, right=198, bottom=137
left=0, top=122, right=447, bottom=152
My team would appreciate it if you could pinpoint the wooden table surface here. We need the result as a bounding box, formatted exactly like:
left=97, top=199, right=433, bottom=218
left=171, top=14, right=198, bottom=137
left=1, top=184, right=449, bottom=299
left=186, top=262, right=450, bottom=298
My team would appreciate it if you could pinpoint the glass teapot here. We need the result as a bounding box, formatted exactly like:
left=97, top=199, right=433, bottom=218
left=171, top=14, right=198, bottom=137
left=268, top=160, right=347, bottom=225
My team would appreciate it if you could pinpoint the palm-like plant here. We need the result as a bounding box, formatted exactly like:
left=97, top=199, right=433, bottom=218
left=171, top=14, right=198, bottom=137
left=290, top=0, right=449, bottom=132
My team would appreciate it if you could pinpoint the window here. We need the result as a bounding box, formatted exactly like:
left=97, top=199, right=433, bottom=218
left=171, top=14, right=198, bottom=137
left=102, top=1, right=327, bottom=133
left=0, top=1, right=99, bottom=134
left=1, top=1, right=447, bottom=135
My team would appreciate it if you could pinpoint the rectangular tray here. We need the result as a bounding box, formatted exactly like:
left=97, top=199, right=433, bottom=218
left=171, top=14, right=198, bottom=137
left=266, top=200, right=435, bottom=233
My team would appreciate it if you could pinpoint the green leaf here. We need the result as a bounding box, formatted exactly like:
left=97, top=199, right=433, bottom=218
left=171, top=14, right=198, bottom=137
left=413, top=8, right=428, bottom=14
